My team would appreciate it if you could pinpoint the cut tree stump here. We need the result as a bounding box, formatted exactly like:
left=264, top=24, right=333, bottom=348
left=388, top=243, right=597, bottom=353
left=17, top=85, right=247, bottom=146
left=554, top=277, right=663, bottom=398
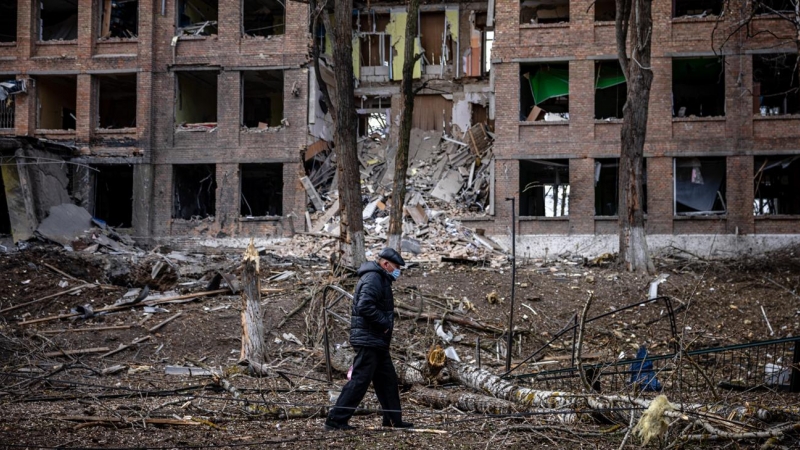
left=240, top=240, right=268, bottom=376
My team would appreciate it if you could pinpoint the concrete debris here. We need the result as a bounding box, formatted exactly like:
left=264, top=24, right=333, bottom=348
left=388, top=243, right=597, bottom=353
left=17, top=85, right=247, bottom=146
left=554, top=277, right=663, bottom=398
left=301, top=123, right=503, bottom=265
left=36, top=204, right=93, bottom=248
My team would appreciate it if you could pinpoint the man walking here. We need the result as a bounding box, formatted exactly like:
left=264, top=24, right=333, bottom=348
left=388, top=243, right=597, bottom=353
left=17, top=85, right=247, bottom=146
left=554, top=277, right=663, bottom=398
left=324, top=248, right=414, bottom=431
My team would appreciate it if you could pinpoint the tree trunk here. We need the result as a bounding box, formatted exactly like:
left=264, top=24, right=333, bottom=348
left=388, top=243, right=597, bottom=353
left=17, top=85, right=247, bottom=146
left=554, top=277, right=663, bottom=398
left=387, top=0, right=421, bottom=251
left=410, top=386, right=520, bottom=415
left=616, top=0, right=655, bottom=274
left=332, top=0, right=365, bottom=268
left=240, top=241, right=268, bottom=375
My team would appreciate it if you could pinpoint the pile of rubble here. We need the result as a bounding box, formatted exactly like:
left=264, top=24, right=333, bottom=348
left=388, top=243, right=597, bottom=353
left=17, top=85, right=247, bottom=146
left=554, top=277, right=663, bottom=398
left=303, top=123, right=507, bottom=266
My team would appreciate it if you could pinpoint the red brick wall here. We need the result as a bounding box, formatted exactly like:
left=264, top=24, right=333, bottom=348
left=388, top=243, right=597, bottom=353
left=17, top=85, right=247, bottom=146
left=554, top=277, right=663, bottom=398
left=490, top=0, right=800, bottom=237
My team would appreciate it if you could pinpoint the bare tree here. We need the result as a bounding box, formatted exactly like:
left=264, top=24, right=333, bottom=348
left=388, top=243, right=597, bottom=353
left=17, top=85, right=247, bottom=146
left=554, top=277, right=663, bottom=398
left=615, top=0, right=655, bottom=274
left=387, top=0, right=422, bottom=250
left=309, top=0, right=366, bottom=268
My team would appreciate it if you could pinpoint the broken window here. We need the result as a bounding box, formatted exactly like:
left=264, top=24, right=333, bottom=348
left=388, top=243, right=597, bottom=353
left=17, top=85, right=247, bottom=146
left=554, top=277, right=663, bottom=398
left=754, top=0, right=796, bottom=14
left=36, top=75, right=77, bottom=130
left=99, top=0, right=138, bottom=39
left=520, top=0, right=569, bottom=25
left=173, top=164, right=216, bottom=220
left=754, top=155, right=800, bottom=215
left=0, top=96, right=14, bottom=129
left=0, top=2, right=17, bottom=43
left=355, top=12, right=390, bottom=78
left=673, top=0, right=722, bottom=18
left=0, top=172, right=10, bottom=235
left=241, top=70, right=283, bottom=129
left=175, top=71, right=217, bottom=130
left=420, top=12, right=455, bottom=72
left=752, top=53, right=799, bottom=116
left=357, top=96, right=390, bottom=138
left=595, top=158, right=647, bottom=216
left=243, top=0, right=285, bottom=37
left=464, top=12, right=492, bottom=77
left=520, top=62, right=569, bottom=121
left=39, top=0, right=79, bottom=41
left=595, top=61, right=626, bottom=119
left=92, top=165, right=133, bottom=228
left=240, top=163, right=283, bottom=217
left=177, top=0, right=218, bottom=36
left=672, top=57, right=725, bottom=118
left=520, top=159, right=570, bottom=217
left=594, top=0, right=616, bottom=21
left=674, top=157, right=727, bottom=215
left=97, top=73, right=137, bottom=129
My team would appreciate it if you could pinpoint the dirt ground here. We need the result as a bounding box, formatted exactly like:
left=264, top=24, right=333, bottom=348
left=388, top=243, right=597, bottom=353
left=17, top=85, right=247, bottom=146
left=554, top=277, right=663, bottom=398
left=1, top=242, right=799, bottom=448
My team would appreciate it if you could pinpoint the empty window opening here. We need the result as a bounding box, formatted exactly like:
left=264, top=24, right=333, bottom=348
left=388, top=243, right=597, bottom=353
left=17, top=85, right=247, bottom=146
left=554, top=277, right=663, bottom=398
left=177, top=0, right=218, bottom=36
left=240, top=164, right=283, bottom=217
left=0, top=173, right=11, bottom=235
left=673, top=0, right=722, bottom=18
left=674, top=157, right=727, bottom=215
left=595, top=61, right=626, bottom=119
left=754, top=155, right=800, bottom=215
left=595, top=158, right=647, bottom=216
left=92, top=165, right=133, bottom=228
left=520, top=0, right=569, bottom=25
left=357, top=96, right=390, bottom=138
left=520, top=62, right=569, bottom=121
left=356, top=12, right=391, bottom=78
left=412, top=95, right=453, bottom=132
left=175, top=71, right=217, bottom=130
left=672, top=57, right=725, bottom=118
left=0, top=94, right=15, bottom=129
left=0, top=2, right=17, bottom=43
left=100, top=0, right=138, bottom=39
left=594, top=0, right=615, bottom=21
left=755, top=0, right=796, bottom=14
left=464, top=12, right=491, bottom=77
left=173, top=164, right=216, bottom=220
left=242, top=71, right=284, bottom=129
left=520, top=159, right=570, bottom=217
left=753, top=53, right=799, bottom=116
left=420, top=12, right=454, bottom=71
left=39, top=0, right=79, bottom=41
left=36, top=75, right=77, bottom=130
left=243, top=0, right=285, bottom=37
left=97, top=73, right=137, bottom=129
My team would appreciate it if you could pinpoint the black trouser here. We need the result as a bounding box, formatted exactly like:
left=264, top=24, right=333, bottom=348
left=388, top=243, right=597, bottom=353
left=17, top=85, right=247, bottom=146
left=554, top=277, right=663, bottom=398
left=326, top=346, right=402, bottom=426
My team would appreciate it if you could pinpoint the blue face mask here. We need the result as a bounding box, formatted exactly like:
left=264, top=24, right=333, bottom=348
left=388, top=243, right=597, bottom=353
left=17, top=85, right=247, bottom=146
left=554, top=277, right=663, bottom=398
left=390, top=268, right=401, bottom=280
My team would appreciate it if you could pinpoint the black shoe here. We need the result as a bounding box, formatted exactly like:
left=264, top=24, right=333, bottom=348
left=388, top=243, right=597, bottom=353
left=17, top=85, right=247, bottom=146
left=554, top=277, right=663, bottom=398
left=323, top=420, right=356, bottom=431
left=382, top=420, right=414, bottom=428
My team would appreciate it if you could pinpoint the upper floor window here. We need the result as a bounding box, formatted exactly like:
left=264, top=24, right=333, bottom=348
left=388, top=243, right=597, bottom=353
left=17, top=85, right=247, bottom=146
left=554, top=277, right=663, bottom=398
left=36, top=75, right=78, bottom=130
left=99, top=0, right=138, bottom=39
left=521, top=0, right=569, bottom=25
left=243, top=0, right=286, bottom=37
left=595, top=61, right=626, bottom=120
left=0, top=2, right=17, bottom=43
left=752, top=53, right=799, bottom=116
left=754, top=0, right=796, bottom=15
left=594, top=0, right=615, bottom=22
left=39, top=0, right=79, bottom=41
left=673, top=0, right=722, bottom=18
left=241, top=70, right=284, bottom=130
left=672, top=57, right=725, bottom=118
left=520, top=62, right=569, bottom=122
left=754, top=155, right=800, bottom=215
left=520, top=159, right=570, bottom=217
left=175, top=71, right=218, bottom=131
left=674, top=157, right=727, bottom=216
left=177, top=0, right=218, bottom=36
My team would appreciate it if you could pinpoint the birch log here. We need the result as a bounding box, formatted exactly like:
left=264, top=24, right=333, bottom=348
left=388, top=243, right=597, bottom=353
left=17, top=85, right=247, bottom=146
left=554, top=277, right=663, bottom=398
left=240, top=241, right=268, bottom=375
left=410, top=386, right=520, bottom=415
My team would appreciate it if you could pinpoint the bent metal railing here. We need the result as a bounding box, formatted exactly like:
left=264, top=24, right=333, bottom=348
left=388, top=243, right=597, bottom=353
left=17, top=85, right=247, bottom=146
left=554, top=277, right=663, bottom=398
left=322, top=285, right=353, bottom=382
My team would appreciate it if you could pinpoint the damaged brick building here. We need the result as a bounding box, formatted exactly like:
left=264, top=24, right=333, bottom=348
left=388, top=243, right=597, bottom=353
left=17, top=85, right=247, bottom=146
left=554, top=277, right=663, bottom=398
left=1, top=0, right=799, bottom=257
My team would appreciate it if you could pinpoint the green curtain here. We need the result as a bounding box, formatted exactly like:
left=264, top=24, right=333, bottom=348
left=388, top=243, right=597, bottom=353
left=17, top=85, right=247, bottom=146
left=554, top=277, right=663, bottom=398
left=595, top=64, right=626, bottom=90
left=528, top=68, right=569, bottom=105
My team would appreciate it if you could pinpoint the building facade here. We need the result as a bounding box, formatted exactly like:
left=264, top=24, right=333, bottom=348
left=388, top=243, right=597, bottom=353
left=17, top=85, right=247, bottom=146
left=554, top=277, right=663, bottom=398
left=1, top=0, right=799, bottom=256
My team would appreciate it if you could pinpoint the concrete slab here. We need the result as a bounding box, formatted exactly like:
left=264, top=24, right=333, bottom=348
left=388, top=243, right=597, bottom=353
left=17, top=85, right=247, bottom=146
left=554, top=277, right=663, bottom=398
left=36, top=204, right=93, bottom=248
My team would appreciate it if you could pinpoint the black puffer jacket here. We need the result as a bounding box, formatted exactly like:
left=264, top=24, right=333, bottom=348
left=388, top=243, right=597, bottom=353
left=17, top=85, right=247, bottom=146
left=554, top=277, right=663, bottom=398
left=349, top=261, right=395, bottom=349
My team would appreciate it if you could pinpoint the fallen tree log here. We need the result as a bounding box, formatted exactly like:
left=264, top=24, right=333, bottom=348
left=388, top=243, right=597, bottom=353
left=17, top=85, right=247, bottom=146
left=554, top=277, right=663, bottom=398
left=410, top=386, right=519, bottom=415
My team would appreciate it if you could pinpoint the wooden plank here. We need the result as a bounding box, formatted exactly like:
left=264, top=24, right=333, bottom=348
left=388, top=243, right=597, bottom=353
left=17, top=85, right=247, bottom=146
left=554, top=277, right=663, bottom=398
left=101, top=0, right=113, bottom=38
left=305, top=140, right=329, bottom=161
left=41, top=325, right=133, bottom=334
left=300, top=176, right=325, bottom=211
left=148, top=312, right=183, bottom=333
left=0, top=283, right=96, bottom=315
